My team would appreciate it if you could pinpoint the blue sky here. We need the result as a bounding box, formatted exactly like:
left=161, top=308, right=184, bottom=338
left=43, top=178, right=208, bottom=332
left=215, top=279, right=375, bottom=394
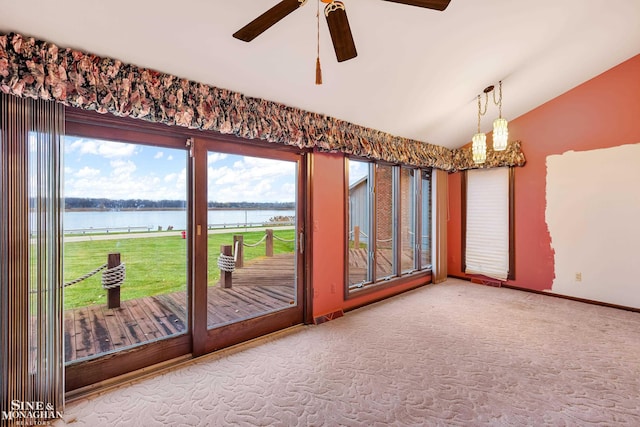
left=348, top=159, right=369, bottom=185
left=64, top=136, right=296, bottom=203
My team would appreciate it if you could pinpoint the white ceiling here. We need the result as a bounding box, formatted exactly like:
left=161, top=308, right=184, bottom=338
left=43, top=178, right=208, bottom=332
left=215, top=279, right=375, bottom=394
left=1, top=0, right=639, bottom=149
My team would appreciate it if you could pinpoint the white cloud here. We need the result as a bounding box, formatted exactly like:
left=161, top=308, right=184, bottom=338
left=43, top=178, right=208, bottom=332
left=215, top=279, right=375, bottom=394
left=66, top=166, right=186, bottom=201
left=75, top=166, right=100, bottom=178
left=110, top=159, right=136, bottom=177
left=281, top=182, right=296, bottom=195
left=68, top=138, right=136, bottom=158
left=64, top=150, right=294, bottom=203
left=349, top=160, right=368, bottom=185
left=63, top=139, right=187, bottom=200
left=208, top=152, right=228, bottom=165
left=163, top=168, right=186, bottom=183
left=207, top=157, right=295, bottom=203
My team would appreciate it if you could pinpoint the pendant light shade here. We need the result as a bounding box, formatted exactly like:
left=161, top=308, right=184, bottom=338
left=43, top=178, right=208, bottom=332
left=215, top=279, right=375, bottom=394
left=472, top=132, right=487, bottom=164
left=492, top=117, right=508, bottom=151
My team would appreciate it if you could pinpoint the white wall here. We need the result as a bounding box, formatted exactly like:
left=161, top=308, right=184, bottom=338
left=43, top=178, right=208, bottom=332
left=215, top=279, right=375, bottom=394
left=545, top=143, right=640, bottom=308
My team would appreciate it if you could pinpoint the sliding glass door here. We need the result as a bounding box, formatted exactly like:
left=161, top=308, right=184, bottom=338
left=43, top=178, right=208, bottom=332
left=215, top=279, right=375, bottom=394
left=63, top=113, right=307, bottom=390
left=205, top=152, right=298, bottom=328
left=63, top=118, right=193, bottom=390
left=193, top=139, right=305, bottom=355
left=62, top=136, right=189, bottom=363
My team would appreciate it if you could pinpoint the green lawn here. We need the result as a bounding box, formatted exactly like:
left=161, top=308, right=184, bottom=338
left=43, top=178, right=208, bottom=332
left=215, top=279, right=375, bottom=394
left=63, top=229, right=295, bottom=310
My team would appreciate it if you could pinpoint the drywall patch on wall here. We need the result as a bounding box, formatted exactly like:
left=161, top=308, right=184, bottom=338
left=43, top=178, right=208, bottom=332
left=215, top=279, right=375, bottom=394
left=546, top=143, right=640, bottom=308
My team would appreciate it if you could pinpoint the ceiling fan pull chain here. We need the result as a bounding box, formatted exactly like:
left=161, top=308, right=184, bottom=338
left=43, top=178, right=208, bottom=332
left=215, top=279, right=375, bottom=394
left=316, top=0, right=323, bottom=84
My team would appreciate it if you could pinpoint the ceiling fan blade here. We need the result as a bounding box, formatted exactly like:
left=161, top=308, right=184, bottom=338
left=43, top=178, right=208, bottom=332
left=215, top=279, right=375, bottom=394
left=324, top=1, right=357, bottom=63
left=233, top=0, right=308, bottom=42
left=382, top=0, right=451, bottom=11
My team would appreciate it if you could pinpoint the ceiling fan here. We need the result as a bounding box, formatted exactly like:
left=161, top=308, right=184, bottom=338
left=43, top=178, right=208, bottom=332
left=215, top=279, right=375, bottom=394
left=233, top=0, right=451, bottom=63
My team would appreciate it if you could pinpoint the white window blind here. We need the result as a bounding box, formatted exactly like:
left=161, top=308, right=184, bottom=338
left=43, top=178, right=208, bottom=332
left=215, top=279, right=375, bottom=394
left=465, top=167, right=509, bottom=280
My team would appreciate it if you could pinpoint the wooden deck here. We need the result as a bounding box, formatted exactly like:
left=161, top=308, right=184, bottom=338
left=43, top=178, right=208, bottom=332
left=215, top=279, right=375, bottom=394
left=348, top=248, right=416, bottom=287
left=54, top=248, right=423, bottom=362
left=63, top=254, right=296, bottom=362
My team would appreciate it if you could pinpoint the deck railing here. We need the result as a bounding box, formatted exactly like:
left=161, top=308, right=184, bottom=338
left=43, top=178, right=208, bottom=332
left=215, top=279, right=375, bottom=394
left=218, top=229, right=295, bottom=288
left=61, top=221, right=294, bottom=235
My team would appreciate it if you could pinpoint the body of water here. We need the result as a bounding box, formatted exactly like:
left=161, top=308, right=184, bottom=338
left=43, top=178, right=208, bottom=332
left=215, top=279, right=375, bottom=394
left=63, top=209, right=295, bottom=232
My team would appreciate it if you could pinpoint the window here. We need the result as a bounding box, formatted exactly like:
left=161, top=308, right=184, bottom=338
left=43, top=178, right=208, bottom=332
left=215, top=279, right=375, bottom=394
left=463, top=167, right=515, bottom=281
left=347, top=159, right=431, bottom=293
left=420, top=170, right=432, bottom=270
left=400, top=167, right=416, bottom=273
left=375, top=164, right=395, bottom=279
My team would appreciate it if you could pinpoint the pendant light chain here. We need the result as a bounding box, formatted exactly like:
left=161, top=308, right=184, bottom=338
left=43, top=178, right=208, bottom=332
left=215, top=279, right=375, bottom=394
left=476, top=95, right=482, bottom=133
left=477, top=91, right=489, bottom=131
left=493, top=80, right=503, bottom=117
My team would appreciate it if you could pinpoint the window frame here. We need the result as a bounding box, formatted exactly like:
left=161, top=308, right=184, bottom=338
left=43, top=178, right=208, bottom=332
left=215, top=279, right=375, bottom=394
left=345, top=157, right=432, bottom=298
left=63, top=106, right=312, bottom=391
left=461, top=167, right=516, bottom=281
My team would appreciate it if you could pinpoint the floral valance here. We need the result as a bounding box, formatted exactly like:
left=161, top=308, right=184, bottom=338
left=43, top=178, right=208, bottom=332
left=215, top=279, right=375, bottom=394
left=0, top=31, right=524, bottom=171
left=451, top=140, right=526, bottom=171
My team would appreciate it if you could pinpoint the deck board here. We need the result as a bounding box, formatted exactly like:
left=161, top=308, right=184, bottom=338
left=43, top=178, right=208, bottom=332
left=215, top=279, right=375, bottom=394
left=92, top=307, right=118, bottom=353
left=64, top=254, right=296, bottom=362
left=347, top=248, right=420, bottom=287
left=63, top=311, right=76, bottom=362
left=125, top=298, right=164, bottom=341
left=73, top=307, right=97, bottom=359
left=112, top=303, right=146, bottom=344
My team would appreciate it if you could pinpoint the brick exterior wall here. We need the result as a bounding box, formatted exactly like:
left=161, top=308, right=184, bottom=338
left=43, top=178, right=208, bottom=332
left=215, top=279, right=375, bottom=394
left=375, top=165, right=393, bottom=249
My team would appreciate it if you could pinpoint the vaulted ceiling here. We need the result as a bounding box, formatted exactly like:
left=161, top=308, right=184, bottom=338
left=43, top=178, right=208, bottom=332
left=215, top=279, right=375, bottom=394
left=1, top=0, right=639, bottom=149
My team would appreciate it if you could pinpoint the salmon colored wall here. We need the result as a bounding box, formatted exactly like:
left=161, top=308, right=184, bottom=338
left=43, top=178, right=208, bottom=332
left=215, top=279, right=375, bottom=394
left=311, top=152, right=432, bottom=319
left=447, top=172, right=463, bottom=275
left=343, top=274, right=430, bottom=312
left=448, top=54, right=640, bottom=293
left=311, top=152, right=346, bottom=318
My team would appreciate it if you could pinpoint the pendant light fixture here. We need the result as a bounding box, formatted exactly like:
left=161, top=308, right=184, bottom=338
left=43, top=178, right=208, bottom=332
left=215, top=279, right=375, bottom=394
left=472, top=91, right=488, bottom=164
left=471, top=85, right=491, bottom=164
left=492, top=81, right=508, bottom=151
left=471, top=81, right=509, bottom=164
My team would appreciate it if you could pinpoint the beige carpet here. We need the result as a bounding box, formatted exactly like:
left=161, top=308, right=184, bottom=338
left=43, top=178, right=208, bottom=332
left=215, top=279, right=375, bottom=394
left=55, top=279, right=640, bottom=426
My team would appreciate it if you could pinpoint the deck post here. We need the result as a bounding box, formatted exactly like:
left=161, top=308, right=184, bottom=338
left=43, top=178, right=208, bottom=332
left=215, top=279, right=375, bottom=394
left=354, top=225, right=360, bottom=248
left=233, top=235, right=244, bottom=268
left=220, top=245, right=233, bottom=288
left=107, top=253, right=121, bottom=309
left=265, top=229, right=273, bottom=257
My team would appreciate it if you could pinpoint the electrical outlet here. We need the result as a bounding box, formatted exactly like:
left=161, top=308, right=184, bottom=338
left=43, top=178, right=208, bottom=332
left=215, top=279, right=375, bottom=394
left=575, top=272, right=582, bottom=282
